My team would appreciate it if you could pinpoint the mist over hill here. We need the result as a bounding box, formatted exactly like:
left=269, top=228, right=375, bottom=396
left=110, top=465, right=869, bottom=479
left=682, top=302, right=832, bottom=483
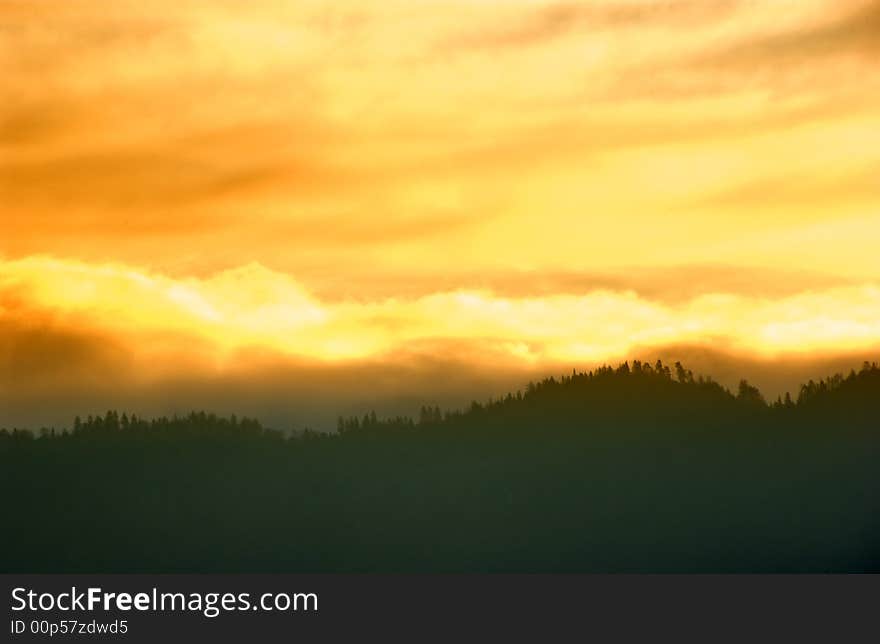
left=2, top=360, right=878, bottom=572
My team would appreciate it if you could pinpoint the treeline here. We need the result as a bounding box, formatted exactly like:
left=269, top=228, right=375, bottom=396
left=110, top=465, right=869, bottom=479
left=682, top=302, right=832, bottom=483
left=1, top=360, right=878, bottom=573
left=5, top=359, right=878, bottom=441
left=0, top=410, right=274, bottom=443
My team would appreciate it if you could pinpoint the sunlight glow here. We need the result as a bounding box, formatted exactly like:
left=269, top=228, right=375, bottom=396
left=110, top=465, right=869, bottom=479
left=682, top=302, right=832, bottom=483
left=3, top=257, right=879, bottom=366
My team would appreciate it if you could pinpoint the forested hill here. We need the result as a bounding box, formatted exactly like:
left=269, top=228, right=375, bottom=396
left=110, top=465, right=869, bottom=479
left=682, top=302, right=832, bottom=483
left=2, top=360, right=878, bottom=572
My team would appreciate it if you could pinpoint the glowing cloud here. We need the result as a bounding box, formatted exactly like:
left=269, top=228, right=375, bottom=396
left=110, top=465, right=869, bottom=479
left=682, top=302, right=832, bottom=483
left=3, top=257, right=879, bottom=365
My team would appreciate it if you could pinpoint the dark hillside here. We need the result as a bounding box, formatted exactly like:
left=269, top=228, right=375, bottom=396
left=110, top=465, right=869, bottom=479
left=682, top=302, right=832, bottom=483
left=2, top=361, right=878, bottom=572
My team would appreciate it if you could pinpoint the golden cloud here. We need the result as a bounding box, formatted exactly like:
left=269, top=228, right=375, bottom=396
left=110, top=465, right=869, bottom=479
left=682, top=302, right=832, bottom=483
left=3, top=256, right=879, bottom=365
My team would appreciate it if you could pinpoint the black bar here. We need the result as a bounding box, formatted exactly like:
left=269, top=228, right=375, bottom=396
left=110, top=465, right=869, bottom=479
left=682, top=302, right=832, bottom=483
left=3, top=574, right=877, bottom=642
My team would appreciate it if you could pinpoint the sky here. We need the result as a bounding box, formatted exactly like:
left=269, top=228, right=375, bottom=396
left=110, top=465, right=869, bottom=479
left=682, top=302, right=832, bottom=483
left=2, top=0, right=879, bottom=428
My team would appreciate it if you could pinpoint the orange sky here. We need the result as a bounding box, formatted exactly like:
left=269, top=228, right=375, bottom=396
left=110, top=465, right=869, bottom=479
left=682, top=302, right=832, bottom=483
left=2, top=1, right=879, bottom=426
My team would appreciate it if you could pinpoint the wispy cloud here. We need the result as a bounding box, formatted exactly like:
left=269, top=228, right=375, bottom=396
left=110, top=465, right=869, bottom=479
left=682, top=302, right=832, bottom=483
left=706, top=0, right=880, bottom=67
left=688, top=163, right=880, bottom=211
left=441, top=1, right=742, bottom=53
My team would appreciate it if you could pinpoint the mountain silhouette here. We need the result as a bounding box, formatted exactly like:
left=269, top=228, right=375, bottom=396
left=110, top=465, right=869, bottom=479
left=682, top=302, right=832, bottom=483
left=2, top=360, right=878, bottom=572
